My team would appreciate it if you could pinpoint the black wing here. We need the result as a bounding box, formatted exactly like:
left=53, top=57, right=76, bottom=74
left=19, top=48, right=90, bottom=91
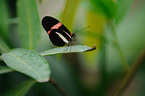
left=42, top=16, right=59, bottom=32
left=49, top=29, right=71, bottom=46
left=42, top=16, right=71, bottom=35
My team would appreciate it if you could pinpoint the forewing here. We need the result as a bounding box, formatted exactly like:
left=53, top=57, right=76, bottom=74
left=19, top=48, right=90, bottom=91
left=42, top=16, right=71, bottom=36
left=42, top=16, right=59, bottom=32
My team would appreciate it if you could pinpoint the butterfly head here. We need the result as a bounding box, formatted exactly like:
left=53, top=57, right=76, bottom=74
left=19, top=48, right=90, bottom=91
left=70, top=33, right=76, bottom=41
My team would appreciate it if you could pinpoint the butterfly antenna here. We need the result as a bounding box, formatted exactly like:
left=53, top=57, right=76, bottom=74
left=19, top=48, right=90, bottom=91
left=73, top=24, right=83, bottom=32
left=75, top=25, right=91, bottom=33
left=75, top=39, right=83, bottom=45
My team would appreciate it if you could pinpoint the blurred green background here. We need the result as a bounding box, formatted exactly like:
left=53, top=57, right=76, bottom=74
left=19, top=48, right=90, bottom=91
left=0, top=0, right=145, bottom=96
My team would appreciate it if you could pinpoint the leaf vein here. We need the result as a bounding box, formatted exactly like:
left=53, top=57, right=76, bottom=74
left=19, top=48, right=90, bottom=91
left=9, top=53, right=41, bottom=79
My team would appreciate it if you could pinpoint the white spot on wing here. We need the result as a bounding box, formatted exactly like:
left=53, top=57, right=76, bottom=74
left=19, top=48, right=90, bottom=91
left=55, top=32, right=69, bottom=44
left=63, top=31, right=71, bottom=38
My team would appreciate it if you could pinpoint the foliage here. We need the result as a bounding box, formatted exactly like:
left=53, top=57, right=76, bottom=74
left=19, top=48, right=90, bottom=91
left=0, top=0, right=145, bottom=96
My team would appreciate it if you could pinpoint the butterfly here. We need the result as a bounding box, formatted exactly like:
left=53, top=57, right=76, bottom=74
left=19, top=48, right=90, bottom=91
left=42, top=16, right=76, bottom=46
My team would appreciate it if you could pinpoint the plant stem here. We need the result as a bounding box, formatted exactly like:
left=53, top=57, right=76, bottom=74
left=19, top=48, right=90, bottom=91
left=49, top=79, right=66, bottom=96
left=98, top=42, right=107, bottom=95
left=110, top=21, right=129, bottom=72
left=61, top=0, right=81, bottom=30
left=0, top=56, right=2, bottom=60
left=114, top=48, right=145, bottom=96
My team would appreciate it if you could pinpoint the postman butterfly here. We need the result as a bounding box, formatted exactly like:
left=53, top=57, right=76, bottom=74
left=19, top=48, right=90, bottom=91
left=42, top=16, right=76, bottom=47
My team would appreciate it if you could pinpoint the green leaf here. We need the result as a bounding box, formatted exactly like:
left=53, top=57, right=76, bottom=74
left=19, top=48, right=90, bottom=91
left=0, top=66, right=13, bottom=74
left=0, top=38, right=10, bottom=53
left=40, top=45, right=96, bottom=56
left=17, top=0, right=41, bottom=50
left=0, top=0, right=9, bottom=42
left=90, top=0, right=117, bottom=19
left=115, top=0, right=134, bottom=23
left=3, top=80, right=35, bottom=96
left=2, top=48, right=51, bottom=82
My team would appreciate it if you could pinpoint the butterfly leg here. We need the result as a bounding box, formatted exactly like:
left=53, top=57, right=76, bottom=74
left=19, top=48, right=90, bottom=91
left=64, top=42, right=71, bottom=52
left=75, top=39, right=83, bottom=45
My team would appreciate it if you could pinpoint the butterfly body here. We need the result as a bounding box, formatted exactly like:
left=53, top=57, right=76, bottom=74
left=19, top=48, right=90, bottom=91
left=42, top=16, right=74, bottom=46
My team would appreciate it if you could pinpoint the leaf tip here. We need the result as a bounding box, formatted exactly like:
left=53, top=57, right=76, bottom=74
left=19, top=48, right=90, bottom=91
left=85, top=44, right=96, bottom=52
left=38, top=78, right=50, bottom=83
